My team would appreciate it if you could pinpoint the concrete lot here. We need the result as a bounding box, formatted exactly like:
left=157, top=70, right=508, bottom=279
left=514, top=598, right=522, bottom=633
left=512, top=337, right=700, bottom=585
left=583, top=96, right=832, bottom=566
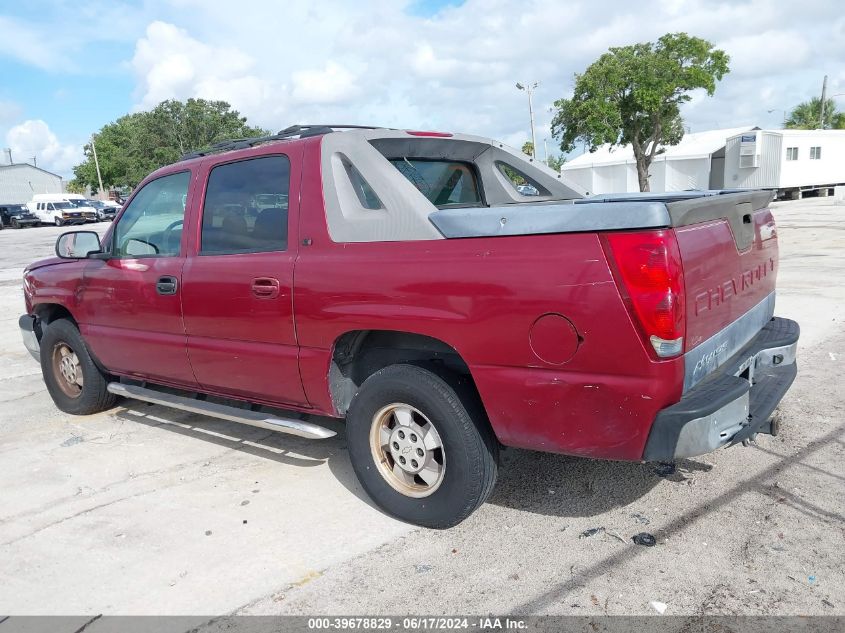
left=0, top=199, right=843, bottom=618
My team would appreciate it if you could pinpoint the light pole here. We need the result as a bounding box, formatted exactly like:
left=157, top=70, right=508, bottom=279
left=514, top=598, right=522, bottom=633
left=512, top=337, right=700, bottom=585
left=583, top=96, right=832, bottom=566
left=516, top=81, right=539, bottom=159
left=90, top=135, right=105, bottom=196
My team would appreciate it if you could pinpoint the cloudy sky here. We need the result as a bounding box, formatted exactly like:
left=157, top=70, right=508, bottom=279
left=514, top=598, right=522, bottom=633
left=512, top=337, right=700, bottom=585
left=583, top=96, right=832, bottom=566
left=1, top=0, right=844, bottom=177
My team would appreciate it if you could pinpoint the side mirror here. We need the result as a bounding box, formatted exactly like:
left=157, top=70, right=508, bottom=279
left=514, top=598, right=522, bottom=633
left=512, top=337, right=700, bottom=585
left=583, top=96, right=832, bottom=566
left=55, top=231, right=102, bottom=259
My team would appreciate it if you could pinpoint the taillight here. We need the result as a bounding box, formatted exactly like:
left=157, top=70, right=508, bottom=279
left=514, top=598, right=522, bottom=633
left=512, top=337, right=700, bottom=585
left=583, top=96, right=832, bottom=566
left=602, top=230, right=686, bottom=359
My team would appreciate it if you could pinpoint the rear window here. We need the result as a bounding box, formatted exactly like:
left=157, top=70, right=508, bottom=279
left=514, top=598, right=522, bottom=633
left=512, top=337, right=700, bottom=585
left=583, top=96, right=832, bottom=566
left=389, top=159, right=482, bottom=207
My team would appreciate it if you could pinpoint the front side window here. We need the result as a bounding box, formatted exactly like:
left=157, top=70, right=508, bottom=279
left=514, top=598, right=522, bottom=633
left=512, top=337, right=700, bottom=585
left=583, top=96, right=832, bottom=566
left=389, top=159, right=482, bottom=207
left=200, top=156, right=290, bottom=255
left=786, top=147, right=798, bottom=161
left=113, top=171, right=190, bottom=257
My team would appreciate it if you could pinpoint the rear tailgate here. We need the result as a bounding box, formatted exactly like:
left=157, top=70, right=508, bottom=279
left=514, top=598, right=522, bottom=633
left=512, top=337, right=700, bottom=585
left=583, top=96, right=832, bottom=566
left=667, top=191, right=779, bottom=391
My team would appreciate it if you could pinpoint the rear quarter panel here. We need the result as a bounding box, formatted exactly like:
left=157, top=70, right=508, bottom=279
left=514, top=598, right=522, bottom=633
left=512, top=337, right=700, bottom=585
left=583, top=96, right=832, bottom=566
left=296, top=143, right=683, bottom=459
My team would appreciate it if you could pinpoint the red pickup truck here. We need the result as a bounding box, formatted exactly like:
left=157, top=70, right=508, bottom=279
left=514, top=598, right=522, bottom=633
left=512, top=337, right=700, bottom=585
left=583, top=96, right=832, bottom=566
left=20, top=125, right=799, bottom=528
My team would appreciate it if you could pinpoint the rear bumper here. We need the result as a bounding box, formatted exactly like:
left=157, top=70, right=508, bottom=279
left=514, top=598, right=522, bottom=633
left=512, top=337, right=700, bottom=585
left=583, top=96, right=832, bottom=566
left=643, top=317, right=799, bottom=461
left=19, top=314, right=40, bottom=361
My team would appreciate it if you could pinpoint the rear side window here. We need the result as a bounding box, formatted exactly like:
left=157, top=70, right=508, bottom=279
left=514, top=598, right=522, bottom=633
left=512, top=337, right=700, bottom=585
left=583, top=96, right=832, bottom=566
left=389, top=159, right=482, bottom=207
left=495, top=161, right=549, bottom=197
left=201, top=156, right=290, bottom=255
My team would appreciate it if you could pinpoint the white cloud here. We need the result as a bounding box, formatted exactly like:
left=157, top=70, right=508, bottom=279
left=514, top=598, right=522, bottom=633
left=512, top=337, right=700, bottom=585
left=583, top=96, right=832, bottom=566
left=5, top=0, right=844, bottom=168
left=118, top=0, right=838, bottom=149
left=131, top=21, right=276, bottom=116
left=718, top=30, right=812, bottom=77
left=5, top=120, right=83, bottom=176
left=0, top=3, right=148, bottom=72
left=0, top=15, right=75, bottom=71
left=292, top=62, right=360, bottom=105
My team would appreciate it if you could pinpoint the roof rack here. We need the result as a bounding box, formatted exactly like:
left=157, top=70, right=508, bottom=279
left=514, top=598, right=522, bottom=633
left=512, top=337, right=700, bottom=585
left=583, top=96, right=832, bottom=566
left=179, top=124, right=385, bottom=161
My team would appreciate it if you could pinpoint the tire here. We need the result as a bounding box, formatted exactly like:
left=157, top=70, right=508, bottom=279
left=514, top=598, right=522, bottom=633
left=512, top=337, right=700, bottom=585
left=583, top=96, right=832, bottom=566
left=54, top=217, right=63, bottom=227
left=346, top=364, right=498, bottom=529
left=11, top=218, right=19, bottom=229
left=40, top=319, right=117, bottom=415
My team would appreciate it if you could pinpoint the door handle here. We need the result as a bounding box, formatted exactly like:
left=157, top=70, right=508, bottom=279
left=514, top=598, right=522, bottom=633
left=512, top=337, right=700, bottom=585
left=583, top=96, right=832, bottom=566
left=156, top=276, right=178, bottom=295
left=251, top=277, right=280, bottom=299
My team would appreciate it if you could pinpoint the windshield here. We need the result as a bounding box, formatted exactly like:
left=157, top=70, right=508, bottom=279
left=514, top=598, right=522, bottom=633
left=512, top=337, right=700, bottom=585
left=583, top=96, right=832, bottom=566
left=71, top=199, right=94, bottom=207
left=389, top=159, right=482, bottom=207
left=53, top=202, right=75, bottom=209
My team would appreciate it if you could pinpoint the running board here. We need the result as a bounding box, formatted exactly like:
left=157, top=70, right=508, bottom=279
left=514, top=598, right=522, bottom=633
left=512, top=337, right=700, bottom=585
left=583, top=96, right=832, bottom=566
left=107, top=383, right=336, bottom=440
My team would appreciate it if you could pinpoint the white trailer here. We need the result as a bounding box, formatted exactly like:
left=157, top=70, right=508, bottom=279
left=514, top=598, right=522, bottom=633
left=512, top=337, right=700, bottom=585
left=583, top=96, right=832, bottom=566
left=561, top=127, right=754, bottom=195
left=723, top=129, right=845, bottom=199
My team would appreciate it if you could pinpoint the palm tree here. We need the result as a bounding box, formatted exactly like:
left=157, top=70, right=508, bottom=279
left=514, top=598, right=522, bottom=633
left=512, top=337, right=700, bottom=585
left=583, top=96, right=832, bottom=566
left=785, top=97, right=844, bottom=130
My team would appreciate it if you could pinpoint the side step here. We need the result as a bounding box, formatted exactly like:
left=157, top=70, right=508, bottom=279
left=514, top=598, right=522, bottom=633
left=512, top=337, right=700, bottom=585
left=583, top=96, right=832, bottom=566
left=107, top=383, right=336, bottom=440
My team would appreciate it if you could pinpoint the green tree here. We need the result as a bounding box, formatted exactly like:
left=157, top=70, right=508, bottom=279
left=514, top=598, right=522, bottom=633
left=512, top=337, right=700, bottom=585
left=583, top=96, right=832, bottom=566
left=71, top=99, right=268, bottom=193
left=551, top=33, right=729, bottom=192
left=546, top=154, right=565, bottom=172
left=785, top=97, right=845, bottom=130
left=521, top=141, right=534, bottom=156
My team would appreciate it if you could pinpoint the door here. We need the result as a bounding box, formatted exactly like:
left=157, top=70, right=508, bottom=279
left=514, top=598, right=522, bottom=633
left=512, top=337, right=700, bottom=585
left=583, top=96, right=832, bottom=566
left=79, top=170, right=197, bottom=386
left=181, top=152, right=308, bottom=406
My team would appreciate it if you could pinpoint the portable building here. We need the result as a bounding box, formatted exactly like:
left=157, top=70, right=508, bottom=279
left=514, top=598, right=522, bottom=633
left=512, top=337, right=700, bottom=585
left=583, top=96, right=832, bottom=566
left=723, top=129, right=845, bottom=198
left=561, top=127, right=754, bottom=194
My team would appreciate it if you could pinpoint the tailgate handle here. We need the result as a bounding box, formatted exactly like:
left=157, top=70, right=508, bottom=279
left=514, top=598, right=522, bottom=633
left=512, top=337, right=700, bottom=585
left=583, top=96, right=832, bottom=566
left=742, top=213, right=752, bottom=224
left=251, top=277, right=280, bottom=299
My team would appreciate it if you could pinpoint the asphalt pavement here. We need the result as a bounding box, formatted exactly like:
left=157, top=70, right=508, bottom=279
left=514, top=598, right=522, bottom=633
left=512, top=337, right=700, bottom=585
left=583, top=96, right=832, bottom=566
left=0, top=199, right=842, bottom=618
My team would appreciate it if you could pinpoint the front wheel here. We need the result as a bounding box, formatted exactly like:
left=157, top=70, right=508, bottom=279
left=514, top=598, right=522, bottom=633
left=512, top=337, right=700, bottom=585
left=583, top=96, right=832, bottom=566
left=346, top=364, right=498, bottom=529
left=40, top=319, right=117, bottom=415
left=54, top=217, right=63, bottom=227
left=10, top=218, right=20, bottom=229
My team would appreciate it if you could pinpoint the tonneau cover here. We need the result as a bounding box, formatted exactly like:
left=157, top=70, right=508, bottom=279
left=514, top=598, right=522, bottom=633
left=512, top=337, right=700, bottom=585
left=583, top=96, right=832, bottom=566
left=428, top=190, right=774, bottom=242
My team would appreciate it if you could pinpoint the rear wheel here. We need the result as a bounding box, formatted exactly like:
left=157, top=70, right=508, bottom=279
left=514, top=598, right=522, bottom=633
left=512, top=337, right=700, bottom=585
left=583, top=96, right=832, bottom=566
left=346, top=364, right=498, bottom=529
left=40, top=319, right=117, bottom=415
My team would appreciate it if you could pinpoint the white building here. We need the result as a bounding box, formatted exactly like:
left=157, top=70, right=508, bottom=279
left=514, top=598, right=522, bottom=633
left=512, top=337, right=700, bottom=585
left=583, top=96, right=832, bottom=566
left=562, top=127, right=754, bottom=195
left=0, top=163, right=64, bottom=204
left=724, top=129, right=845, bottom=198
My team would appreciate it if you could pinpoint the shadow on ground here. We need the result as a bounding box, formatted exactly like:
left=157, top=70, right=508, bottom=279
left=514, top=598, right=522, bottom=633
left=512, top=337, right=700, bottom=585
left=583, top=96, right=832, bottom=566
left=488, top=449, right=712, bottom=518
left=112, top=400, right=711, bottom=522
left=111, top=403, right=375, bottom=508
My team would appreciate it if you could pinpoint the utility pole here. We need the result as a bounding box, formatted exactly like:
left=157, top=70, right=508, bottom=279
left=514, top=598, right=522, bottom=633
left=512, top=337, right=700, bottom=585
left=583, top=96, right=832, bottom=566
left=2, top=148, right=11, bottom=165
left=819, top=75, right=828, bottom=129
left=516, top=81, right=539, bottom=159
left=543, top=138, right=548, bottom=164
left=90, top=135, right=105, bottom=196
left=30, top=156, right=37, bottom=167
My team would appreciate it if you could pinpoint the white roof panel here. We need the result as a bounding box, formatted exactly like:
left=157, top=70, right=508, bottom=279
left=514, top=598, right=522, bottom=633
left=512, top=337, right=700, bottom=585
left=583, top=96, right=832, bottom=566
left=564, top=126, right=756, bottom=168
